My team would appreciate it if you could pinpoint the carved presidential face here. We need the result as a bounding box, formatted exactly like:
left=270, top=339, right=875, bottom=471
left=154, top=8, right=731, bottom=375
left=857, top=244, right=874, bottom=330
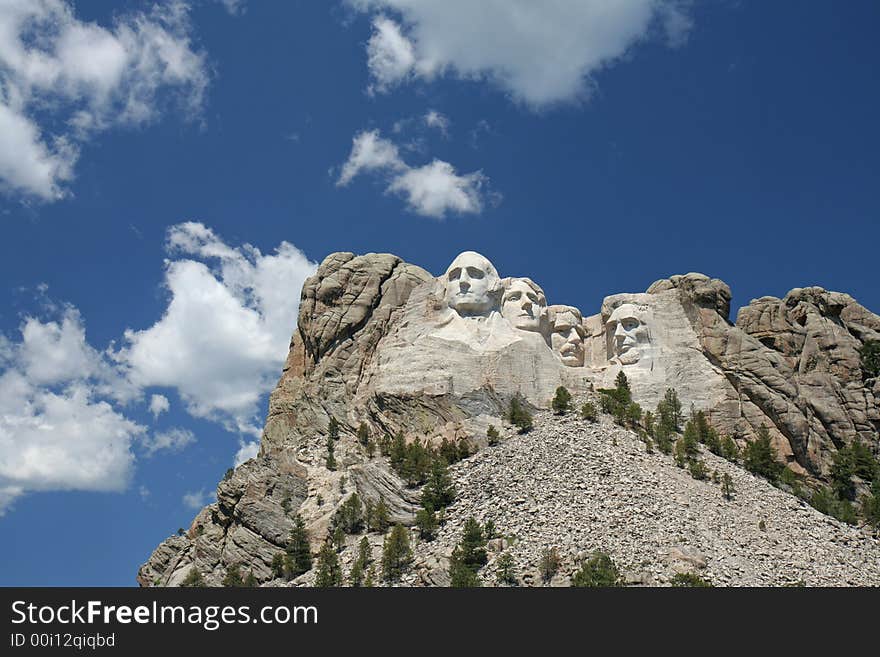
left=607, top=303, right=651, bottom=364
left=550, top=306, right=585, bottom=367
left=444, top=251, right=501, bottom=317
left=502, top=278, right=547, bottom=333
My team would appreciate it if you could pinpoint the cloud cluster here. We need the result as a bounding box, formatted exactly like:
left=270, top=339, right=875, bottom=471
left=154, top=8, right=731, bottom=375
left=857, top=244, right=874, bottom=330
left=0, top=223, right=316, bottom=514
left=337, top=129, right=488, bottom=218
left=0, top=0, right=208, bottom=201
left=349, top=0, right=693, bottom=107
left=119, top=222, right=317, bottom=436
left=0, top=307, right=145, bottom=515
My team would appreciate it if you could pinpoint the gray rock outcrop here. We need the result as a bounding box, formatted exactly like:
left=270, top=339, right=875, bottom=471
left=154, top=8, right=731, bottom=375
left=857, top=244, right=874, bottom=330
left=139, top=252, right=879, bottom=587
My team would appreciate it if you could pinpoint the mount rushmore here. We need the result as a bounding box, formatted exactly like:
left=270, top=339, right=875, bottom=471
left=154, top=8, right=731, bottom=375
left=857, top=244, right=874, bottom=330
left=139, top=250, right=880, bottom=586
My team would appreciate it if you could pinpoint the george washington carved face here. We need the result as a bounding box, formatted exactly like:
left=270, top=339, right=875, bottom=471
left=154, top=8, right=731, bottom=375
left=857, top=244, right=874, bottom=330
left=444, top=251, right=502, bottom=317
left=501, top=277, right=548, bottom=334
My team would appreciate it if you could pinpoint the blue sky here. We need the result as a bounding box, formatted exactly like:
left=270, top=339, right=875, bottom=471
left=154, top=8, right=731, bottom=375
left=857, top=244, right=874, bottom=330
left=1, top=1, right=878, bottom=585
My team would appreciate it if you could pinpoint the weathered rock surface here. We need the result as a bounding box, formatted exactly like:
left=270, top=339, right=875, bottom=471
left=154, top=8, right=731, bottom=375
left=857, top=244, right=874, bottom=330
left=139, top=252, right=880, bottom=587
left=396, top=405, right=880, bottom=587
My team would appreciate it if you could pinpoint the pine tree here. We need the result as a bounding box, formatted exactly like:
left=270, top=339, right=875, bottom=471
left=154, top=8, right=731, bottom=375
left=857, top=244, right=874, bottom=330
left=682, top=420, right=700, bottom=458
left=315, top=539, right=343, bottom=587
left=483, top=518, right=497, bottom=539
left=487, top=424, right=501, bottom=446
left=508, top=396, right=533, bottom=433
left=415, top=505, right=438, bottom=540
left=721, top=435, right=739, bottom=462
left=722, top=473, right=735, bottom=501
left=655, top=422, right=673, bottom=454
left=285, top=514, right=313, bottom=579
left=348, top=559, right=365, bottom=587
left=552, top=386, right=572, bottom=414
left=459, top=517, right=487, bottom=570
left=390, top=431, right=407, bottom=468
left=658, top=388, right=682, bottom=431
left=325, top=436, right=337, bottom=471
left=357, top=535, right=372, bottom=567
left=581, top=401, right=598, bottom=422
left=270, top=553, right=286, bottom=579
left=222, top=563, right=244, bottom=587
left=831, top=447, right=856, bottom=501
left=571, top=551, right=620, bottom=587
left=421, top=459, right=456, bottom=510
left=859, top=340, right=880, bottom=378
left=363, top=565, right=376, bottom=587
left=449, top=548, right=482, bottom=587
left=743, top=425, right=782, bottom=481
left=181, top=567, right=205, bottom=587
left=328, top=416, right=340, bottom=440
left=369, top=497, right=390, bottom=533
left=862, top=478, right=880, bottom=528
left=674, top=438, right=687, bottom=468
left=495, top=552, right=517, bottom=586
left=382, top=524, right=413, bottom=582
left=334, top=493, right=364, bottom=533
left=615, top=370, right=631, bottom=400
left=244, top=570, right=258, bottom=587
left=539, top=547, right=561, bottom=584
left=357, top=422, right=370, bottom=446
left=626, top=401, right=642, bottom=428
left=643, top=410, right=655, bottom=436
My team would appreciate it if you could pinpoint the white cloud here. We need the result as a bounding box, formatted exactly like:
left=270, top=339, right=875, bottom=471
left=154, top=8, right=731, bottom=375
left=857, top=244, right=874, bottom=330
left=149, top=393, right=170, bottom=419
left=366, top=15, right=417, bottom=93
left=141, top=427, right=195, bottom=456
left=118, top=222, right=317, bottom=436
left=0, top=305, right=147, bottom=514
left=0, top=374, right=144, bottom=515
left=388, top=160, right=485, bottom=217
left=182, top=488, right=213, bottom=509
left=337, top=129, right=490, bottom=218
left=0, top=224, right=316, bottom=514
left=219, top=0, right=246, bottom=16
left=337, top=128, right=406, bottom=185
left=348, top=0, right=694, bottom=108
left=0, top=0, right=208, bottom=201
left=423, top=110, right=450, bottom=136
left=234, top=439, right=259, bottom=467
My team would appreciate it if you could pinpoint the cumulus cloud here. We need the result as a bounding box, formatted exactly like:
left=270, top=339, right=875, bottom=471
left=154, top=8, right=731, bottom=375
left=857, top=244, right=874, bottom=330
left=348, top=0, right=694, bottom=108
left=366, top=15, right=417, bottom=93
left=0, top=0, right=208, bottom=201
left=337, top=129, right=489, bottom=218
left=234, top=439, right=259, bottom=467
left=118, top=222, right=317, bottom=436
left=423, top=110, right=450, bottom=136
left=149, top=393, right=170, bottom=419
left=0, top=224, right=316, bottom=514
left=0, top=309, right=145, bottom=515
left=141, top=427, right=195, bottom=456
left=182, top=488, right=213, bottom=509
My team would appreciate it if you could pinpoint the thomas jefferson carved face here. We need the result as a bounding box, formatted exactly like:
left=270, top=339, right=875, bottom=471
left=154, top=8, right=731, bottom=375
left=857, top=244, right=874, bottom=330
left=607, top=304, right=651, bottom=364
left=444, top=251, right=501, bottom=317
left=502, top=278, right=548, bottom=333
left=550, top=305, right=585, bottom=367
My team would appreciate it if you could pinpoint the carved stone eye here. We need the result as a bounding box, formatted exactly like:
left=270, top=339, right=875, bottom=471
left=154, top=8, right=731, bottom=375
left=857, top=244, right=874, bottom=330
left=466, top=267, right=485, bottom=279
left=447, top=267, right=462, bottom=281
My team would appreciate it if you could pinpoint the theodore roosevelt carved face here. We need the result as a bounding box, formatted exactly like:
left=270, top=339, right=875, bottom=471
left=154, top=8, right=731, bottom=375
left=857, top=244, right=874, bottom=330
left=550, top=305, right=586, bottom=367
left=606, top=303, right=651, bottom=365
left=444, top=251, right=502, bottom=317
left=501, top=277, right=548, bottom=334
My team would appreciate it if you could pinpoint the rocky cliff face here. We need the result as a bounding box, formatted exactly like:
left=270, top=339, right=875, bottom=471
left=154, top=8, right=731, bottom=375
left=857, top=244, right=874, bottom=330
left=138, top=251, right=879, bottom=587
